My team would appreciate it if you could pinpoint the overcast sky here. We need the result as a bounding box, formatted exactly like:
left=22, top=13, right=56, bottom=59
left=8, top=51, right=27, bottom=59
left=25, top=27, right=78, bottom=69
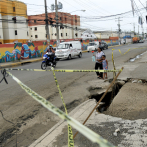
left=22, top=0, right=147, bottom=33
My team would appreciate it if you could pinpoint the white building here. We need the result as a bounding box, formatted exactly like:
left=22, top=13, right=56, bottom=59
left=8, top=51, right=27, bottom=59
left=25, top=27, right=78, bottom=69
left=81, top=29, right=97, bottom=40
left=94, top=31, right=118, bottom=39
left=28, top=12, right=81, bottom=41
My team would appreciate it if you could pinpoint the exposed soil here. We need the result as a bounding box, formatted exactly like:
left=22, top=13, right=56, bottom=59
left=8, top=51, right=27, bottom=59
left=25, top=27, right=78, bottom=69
left=104, top=82, right=147, bottom=120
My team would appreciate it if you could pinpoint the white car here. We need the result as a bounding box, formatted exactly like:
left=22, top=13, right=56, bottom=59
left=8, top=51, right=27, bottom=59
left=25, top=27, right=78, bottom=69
left=87, top=41, right=99, bottom=52
left=55, top=41, right=82, bottom=60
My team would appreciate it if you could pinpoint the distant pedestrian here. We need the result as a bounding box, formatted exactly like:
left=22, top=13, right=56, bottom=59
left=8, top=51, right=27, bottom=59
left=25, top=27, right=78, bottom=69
left=95, top=48, right=105, bottom=79
left=102, top=55, right=108, bottom=79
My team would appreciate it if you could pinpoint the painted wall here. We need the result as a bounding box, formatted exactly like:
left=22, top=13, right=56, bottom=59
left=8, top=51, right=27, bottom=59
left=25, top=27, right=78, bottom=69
left=0, top=38, right=118, bottom=63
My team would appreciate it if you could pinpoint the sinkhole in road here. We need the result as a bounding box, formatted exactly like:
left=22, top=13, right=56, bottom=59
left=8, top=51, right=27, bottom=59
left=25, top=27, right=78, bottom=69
left=89, top=80, right=125, bottom=113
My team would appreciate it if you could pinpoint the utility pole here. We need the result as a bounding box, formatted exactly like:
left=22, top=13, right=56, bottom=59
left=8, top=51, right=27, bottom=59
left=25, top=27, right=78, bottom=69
left=44, top=0, right=50, bottom=45
left=116, top=17, right=122, bottom=45
left=55, top=0, right=59, bottom=46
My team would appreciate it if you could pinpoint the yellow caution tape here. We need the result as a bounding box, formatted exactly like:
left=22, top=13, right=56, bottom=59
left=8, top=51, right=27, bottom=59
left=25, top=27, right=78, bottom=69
left=52, top=68, right=74, bottom=147
left=111, top=50, right=116, bottom=78
left=112, top=46, right=147, bottom=56
left=7, top=71, right=115, bottom=147
left=5, top=68, right=122, bottom=73
left=123, top=49, right=130, bottom=55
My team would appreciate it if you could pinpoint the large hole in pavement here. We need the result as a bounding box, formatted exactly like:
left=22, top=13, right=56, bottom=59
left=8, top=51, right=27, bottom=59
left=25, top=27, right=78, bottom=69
left=89, top=80, right=125, bottom=113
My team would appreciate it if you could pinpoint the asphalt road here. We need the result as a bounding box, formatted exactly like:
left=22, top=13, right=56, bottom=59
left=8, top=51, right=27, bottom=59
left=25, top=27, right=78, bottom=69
left=0, top=41, right=147, bottom=147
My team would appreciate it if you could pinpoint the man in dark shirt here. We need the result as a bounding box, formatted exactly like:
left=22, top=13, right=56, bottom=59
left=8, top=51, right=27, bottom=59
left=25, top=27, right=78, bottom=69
left=47, top=45, right=55, bottom=62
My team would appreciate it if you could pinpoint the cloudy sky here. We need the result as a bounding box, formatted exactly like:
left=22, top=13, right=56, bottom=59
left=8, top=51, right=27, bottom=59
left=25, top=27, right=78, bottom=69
left=22, top=0, right=147, bottom=33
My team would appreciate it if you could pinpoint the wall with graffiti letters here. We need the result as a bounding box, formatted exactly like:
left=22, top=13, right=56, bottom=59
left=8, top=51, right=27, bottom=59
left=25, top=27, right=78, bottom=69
left=0, top=38, right=118, bottom=63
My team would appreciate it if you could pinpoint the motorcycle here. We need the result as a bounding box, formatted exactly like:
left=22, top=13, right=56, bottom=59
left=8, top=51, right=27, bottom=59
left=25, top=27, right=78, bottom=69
left=41, top=52, right=57, bottom=70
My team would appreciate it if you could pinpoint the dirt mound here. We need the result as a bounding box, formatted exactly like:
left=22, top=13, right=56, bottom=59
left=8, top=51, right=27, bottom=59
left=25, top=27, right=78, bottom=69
left=104, top=82, right=147, bottom=120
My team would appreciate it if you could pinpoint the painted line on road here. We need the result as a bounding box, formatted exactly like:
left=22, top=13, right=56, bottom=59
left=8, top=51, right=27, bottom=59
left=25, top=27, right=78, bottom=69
left=112, top=46, right=147, bottom=56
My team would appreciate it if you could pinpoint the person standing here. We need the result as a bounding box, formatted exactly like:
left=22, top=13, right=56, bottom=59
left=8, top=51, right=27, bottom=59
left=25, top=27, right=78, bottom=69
left=102, top=55, right=108, bottom=79
left=95, top=48, right=105, bottom=79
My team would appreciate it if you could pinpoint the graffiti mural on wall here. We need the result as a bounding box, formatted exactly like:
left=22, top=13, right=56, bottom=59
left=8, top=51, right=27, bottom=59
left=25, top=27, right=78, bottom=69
left=0, top=42, right=48, bottom=63
left=0, top=39, right=118, bottom=63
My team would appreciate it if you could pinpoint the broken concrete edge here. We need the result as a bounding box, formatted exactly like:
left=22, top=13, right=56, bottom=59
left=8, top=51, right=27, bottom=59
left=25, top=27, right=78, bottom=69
left=29, top=99, right=96, bottom=147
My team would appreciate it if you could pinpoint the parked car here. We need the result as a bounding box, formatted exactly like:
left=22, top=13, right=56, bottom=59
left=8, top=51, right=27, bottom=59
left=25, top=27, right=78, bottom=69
left=139, top=40, right=144, bottom=43
left=99, top=42, right=108, bottom=50
left=87, top=41, right=99, bottom=52
left=55, top=41, right=82, bottom=60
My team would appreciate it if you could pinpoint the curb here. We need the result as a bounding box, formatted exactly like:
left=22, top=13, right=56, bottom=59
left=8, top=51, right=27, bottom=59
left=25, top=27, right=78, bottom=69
left=0, top=58, right=43, bottom=69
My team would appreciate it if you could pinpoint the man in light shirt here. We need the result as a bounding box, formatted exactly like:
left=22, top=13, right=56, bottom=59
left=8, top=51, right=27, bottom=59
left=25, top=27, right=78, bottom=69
left=95, top=48, right=105, bottom=79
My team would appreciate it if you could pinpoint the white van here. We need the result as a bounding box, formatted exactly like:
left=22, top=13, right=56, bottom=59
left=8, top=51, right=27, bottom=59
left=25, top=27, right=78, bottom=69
left=87, top=41, right=99, bottom=52
left=55, top=41, right=82, bottom=60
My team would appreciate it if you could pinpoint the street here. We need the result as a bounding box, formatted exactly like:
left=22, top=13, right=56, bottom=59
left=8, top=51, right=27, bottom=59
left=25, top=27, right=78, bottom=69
left=0, top=42, right=147, bottom=147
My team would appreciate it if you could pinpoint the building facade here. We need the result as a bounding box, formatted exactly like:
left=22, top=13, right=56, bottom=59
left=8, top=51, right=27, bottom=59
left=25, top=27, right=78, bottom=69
left=0, top=0, right=29, bottom=44
left=28, top=12, right=81, bottom=41
left=81, top=29, right=97, bottom=40
left=94, top=31, right=118, bottom=39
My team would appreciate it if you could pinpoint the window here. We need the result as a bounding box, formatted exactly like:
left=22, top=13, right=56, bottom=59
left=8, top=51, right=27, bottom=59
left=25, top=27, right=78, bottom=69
left=15, top=30, right=17, bottom=35
left=31, top=35, right=33, bottom=37
left=46, top=34, right=47, bottom=38
left=75, top=27, right=77, bottom=30
left=30, top=28, right=32, bottom=30
left=57, top=44, right=69, bottom=49
left=66, top=33, right=67, bottom=36
left=55, top=33, right=56, bottom=36
left=13, top=7, right=15, bottom=12
left=65, top=18, right=67, bottom=21
left=75, top=20, right=77, bottom=23
left=27, top=31, right=29, bottom=36
left=35, top=35, right=38, bottom=38
left=34, top=27, right=37, bottom=31
left=12, top=17, right=16, bottom=23
left=34, top=20, right=36, bottom=23
left=61, top=33, right=63, bottom=37
left=60, top=17, right=62, bottom=20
